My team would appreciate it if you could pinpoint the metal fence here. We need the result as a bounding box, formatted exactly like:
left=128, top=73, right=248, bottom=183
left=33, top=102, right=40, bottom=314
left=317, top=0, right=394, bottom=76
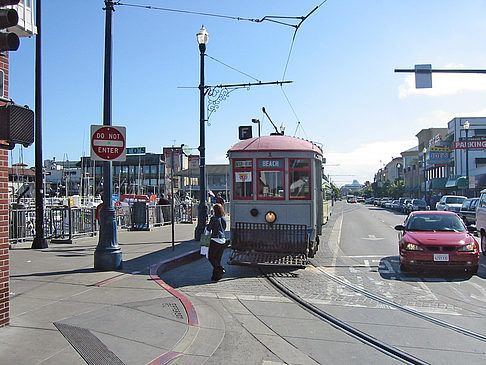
left=8, top=202, right=201, bottom=245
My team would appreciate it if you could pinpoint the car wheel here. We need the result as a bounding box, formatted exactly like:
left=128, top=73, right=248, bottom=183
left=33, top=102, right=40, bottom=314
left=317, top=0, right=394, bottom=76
left=482, top=234, right=486, bottom=256
left=468, top=266, right=479, bottom=275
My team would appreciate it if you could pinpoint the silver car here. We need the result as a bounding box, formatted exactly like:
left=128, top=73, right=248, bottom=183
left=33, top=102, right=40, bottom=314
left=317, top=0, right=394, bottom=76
left=436, top=195, right=466, bottom=213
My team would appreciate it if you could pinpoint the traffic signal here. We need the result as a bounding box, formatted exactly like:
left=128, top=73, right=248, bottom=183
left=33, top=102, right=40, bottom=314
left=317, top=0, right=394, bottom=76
left=0, top=0, right=20, bottom=52
left=0, top=103, right=34, bottom=149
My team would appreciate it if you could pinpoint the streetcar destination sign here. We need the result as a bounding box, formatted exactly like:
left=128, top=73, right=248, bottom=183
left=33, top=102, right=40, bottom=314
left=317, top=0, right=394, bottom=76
left=90, top=125, right=126, bottom=161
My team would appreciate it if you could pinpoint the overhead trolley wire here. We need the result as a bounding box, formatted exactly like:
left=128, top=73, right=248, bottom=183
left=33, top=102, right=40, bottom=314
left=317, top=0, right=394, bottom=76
left=279, top=1, right=328, bottom=137
left=205, top=55, right=262, bottom=83
left=115, top=1, right=329, bottom=137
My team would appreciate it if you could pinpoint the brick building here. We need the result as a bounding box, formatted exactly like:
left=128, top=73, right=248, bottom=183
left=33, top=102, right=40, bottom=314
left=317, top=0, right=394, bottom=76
left=0, top=1, right=36, bottom=328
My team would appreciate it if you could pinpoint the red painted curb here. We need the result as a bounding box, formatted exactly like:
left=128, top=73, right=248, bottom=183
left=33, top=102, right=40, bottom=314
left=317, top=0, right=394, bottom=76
left=146, top=351, right=183, bottom=365
left=149, top=254, right=199, bottom=327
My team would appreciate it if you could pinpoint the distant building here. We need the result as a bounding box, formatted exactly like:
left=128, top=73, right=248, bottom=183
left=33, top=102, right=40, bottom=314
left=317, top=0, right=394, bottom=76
left=177, top=164, right=230, bottom=200
left=447, top=117, right=486, bottom=196
left=340, top=179, right=363, bottom=194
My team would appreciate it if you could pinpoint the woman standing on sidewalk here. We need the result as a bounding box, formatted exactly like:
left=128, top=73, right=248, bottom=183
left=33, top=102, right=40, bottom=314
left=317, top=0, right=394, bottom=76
left=207, top=203, right=227, bottom=281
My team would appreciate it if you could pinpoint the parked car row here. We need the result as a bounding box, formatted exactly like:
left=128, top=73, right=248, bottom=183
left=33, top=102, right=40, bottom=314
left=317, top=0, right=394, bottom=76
left=458, top=198, right=479, bottom=226
left=436, top=195, right=467, bottom=213
left=368, top=197, right=429, bottom=214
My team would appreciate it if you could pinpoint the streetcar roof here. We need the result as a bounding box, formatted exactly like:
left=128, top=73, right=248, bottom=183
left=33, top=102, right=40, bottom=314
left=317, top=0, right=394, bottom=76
left=228, top=135, right=323, bottom=155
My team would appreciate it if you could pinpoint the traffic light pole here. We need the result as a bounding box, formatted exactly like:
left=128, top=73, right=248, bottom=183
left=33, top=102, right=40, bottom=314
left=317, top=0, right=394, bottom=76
left=94, top=1, right=122, bottom=270
left=32, top=0, right=47, bottom=249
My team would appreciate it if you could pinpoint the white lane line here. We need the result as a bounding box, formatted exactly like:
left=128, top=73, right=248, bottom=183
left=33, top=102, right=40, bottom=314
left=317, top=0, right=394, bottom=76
left=417, top=280, right=439, bottom=301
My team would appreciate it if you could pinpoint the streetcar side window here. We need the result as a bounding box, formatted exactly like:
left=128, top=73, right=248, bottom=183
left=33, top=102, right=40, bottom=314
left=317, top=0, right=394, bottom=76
left=233, top=159, right=253, bottom=199
left=289, top=158, right=311, bottom=200
left=257, top=158, right=285, bottom=200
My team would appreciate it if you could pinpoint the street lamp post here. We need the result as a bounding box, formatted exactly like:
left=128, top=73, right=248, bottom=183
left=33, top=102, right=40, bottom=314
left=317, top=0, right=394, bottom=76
left=396, top=162, right=402, bottom=195
left=423, top=148, right=427, bottom=203
left=195, top=26, right=209, bottom=241
left=464, top=120, right=470, bottom=197
left=94, top=1, right=122, bottom=270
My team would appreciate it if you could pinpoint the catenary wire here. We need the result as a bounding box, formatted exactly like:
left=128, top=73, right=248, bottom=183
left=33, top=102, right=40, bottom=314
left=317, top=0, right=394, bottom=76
left=205, top=54, right=261, bottom=83
left=115, top=0, right=328, bottom=137
left=279, top=1, right=328, bottom=136
left=114, top=2, right=306, bottom=27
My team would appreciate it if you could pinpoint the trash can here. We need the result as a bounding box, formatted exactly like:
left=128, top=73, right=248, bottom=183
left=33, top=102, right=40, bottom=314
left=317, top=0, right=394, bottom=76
left=130, top=201, right=150, bottom=231
left=10, top=203, right=26, bottom=240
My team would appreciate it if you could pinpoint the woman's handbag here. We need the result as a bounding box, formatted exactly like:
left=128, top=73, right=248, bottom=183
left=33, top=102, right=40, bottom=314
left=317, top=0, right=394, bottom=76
left=200, top=229, right=211, bottom=257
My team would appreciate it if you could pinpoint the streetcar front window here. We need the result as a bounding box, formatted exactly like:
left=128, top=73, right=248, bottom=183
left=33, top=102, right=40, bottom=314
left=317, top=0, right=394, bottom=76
left=258, top=170, right=284, bottom=198
left=289, top=158, right=311, bottom=199
left=234, top=159, right=253, bottom=199
left=235, top=171, right=253, bottom=198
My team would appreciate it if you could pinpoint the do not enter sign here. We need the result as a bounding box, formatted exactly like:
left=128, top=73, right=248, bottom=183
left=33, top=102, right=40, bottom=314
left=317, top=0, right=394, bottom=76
left=90, top=125, right=127, bottom=161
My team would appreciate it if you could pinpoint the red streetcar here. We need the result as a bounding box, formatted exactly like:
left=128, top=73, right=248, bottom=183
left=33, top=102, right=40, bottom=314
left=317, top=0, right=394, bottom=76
left=227, top=134, right=326, bottom=267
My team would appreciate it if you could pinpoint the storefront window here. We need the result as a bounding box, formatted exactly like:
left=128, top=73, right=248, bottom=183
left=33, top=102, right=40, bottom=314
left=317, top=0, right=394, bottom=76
left=257, top=159, right=284, bottom=199
left=234, top=159, right=253, bottom=199
left=289, top=158, right=311, bottom=199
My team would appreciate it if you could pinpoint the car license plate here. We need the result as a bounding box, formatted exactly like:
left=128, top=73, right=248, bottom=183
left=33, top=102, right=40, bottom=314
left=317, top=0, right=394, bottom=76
left=434, top=254, right=449, bottom=262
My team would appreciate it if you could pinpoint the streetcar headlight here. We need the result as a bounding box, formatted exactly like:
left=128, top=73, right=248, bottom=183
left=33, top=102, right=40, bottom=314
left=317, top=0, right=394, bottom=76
left=458, top=243, right=476, bottom=252
left=265, top=211, right=277, bottom=224
left=250, top=208, right=259, bottom=217
left=403, top=242, right=424, bottom=251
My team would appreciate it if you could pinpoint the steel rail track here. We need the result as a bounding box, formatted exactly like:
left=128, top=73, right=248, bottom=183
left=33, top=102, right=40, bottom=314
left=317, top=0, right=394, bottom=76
left=313, top=265, right=486, bottom=343
left=261, top=268, right=429, bottom=365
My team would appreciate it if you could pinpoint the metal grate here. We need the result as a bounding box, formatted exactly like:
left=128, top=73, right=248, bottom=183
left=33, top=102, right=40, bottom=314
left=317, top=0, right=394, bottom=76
left=54, top=322, right=125, bottom=365
left=228, top=250, right=307, bottom=267
left=232, top=222, right=308, bottom=253
left=229, top=222, right=308, bottom=267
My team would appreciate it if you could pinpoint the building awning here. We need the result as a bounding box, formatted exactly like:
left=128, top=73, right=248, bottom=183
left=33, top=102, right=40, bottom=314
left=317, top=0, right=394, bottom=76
left=429, top=177, right=447, bottom=189
left=445, top=176, right=466, bottom=188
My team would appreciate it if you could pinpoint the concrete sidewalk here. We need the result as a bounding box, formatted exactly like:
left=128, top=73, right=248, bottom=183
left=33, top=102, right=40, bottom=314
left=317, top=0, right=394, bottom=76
left=0, top=222, right=325, bottom=365
left=0, top=222, right=205, bottom=365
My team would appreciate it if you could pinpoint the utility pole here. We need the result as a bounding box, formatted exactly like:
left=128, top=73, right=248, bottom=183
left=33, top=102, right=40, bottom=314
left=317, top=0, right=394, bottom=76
left=32, top=0, right=47, bottom=249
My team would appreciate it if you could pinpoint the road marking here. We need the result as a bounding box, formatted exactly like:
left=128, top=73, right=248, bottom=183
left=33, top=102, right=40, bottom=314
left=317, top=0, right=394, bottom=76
left=344, top=255, right=385, bottom=258
left=381, top=260, right=395, bottom=274
left=362, top=234, right=384, bottom=241
left=417, top=280, right=439, bottom=301
left=469, top=282, right=486, bottom=303
left=329, top=213, right=343, bottom=273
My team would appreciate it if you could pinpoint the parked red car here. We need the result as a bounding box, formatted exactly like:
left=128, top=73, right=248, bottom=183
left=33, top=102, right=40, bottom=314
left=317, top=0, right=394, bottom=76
left=395, top=211, right=479, bottom=274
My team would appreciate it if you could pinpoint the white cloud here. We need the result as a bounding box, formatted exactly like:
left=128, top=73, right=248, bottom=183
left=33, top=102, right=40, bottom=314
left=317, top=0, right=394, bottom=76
left=415, top=108, right=486, bottom=129
left=324, top=139, right=416, bottom=186
left=398, top=64, right=486, bottom=99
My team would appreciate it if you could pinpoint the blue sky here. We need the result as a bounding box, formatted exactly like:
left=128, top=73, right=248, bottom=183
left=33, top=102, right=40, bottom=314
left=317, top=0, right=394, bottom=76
left=8, top=0, right=486, bottom=186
